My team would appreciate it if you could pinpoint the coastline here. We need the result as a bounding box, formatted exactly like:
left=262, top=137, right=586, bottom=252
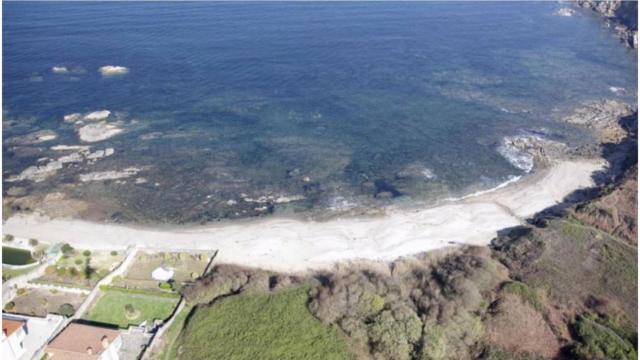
left=2, top=159, right=604, bottom=273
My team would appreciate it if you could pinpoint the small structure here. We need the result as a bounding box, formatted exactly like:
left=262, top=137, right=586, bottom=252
left=45, top=323, right=122, bottom=360
left=2, top=318, right=27, bottom=360
left=151, top=266, right=174, bottom=282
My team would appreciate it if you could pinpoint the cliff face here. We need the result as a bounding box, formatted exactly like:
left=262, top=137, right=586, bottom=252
left=575, top=0, right=638, bottom=48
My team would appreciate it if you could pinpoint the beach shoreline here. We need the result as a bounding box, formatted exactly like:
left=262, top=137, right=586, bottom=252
left=2, top=159, right=604, bottom=273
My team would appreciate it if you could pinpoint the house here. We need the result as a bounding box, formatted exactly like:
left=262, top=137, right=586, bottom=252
left=45, top=323, right=122, bottom=360
left=1, top=313, right=65, bottom=360
left=2, top=317, right=27, bottom=360
left=151, top=266, right=174, bottom=281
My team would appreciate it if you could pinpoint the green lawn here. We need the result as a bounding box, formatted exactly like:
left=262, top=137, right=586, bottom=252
left=84, top=290, right=178, bottom=328
left=173, top=285, right=354, bottom=360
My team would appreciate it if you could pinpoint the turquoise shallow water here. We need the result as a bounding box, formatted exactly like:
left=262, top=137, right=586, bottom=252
left=3, top=2, right=637, bottom=223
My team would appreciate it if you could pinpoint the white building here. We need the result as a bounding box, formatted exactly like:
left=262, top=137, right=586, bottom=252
left=2, top=317, right=27, bottom=360
left=151, top=266, right=174, bottom=282
left=2, top=313, right=65, bottom=360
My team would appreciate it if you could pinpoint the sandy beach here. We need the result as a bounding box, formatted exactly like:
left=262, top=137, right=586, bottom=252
left=3, top=159, right=604, bottom=273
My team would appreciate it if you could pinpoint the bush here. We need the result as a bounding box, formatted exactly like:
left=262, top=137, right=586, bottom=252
left=61, top=243, right=75, bottom=256
left=29, top=238, right=38, bottom=246
left=124, top=303, right=137, bottom=318
left=4, top=234, right=14, bottom=242
left=45, top=265, right=57, bottom=275
left=56, top=266, right=67, bottom=277
left=110, top=251, right=118, bottom=256
left=159, top=282, right=172, bottom=290
left=32, top=249, right=44, bottom=260
left=4, top=301, right=15, bottom=311
left=58, top=303, right=75, bottom=317
left=74, top=259, right=83, bottom=265
left=69, top=267, right=79, bottom=277
left=572, top=315, right=637, bottom=360
left=16, top=288, right=26, bottom=296
left=83, top=250, right=91, bottom=257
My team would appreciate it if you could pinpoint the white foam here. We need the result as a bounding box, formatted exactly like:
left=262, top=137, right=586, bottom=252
left=554, top=8, right=575, bottom=17
left=444, top=175, right=522, bottom=202
left=99, top=65, right=129, bottom=76
left=497, top=137, right=535, bottom=173
left=51, top=66, right=69, bottom=74
left=609, top=86, right=626, bottom=95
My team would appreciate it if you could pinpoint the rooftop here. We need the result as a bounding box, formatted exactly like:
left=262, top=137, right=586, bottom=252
left=46, top=323, right=120, bottom=359
left=2, top=318, right=26, bottom=337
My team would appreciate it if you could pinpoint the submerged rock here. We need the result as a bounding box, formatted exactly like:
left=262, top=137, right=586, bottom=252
left=7, top=129, right=58, bottom=145
left=79, top=167, right=142, bottom=182
left=77, top=121, right=123, bottom=142
left=498, top=135, right=568, bottom=172
left=562, top=99, right=634, bottom=143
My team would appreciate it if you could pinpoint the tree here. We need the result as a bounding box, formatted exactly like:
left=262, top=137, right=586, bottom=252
left=58, top=303, right=75, bottom=317
left=61, top=243, right=75, bottom=256
left=83, top=250, right=91, bottom=257
left=83, top=257, right=95, bottom=280
left=29, top=238, right=38, bottom=246
left=3, top=234, right=14, bottom=242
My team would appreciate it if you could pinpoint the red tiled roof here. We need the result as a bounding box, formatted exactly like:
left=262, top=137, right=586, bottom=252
left=2, top=319, right=25, bottom=337
left=46, top=323, right=120, bottom=360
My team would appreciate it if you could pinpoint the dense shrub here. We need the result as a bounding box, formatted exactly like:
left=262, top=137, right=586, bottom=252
left=3, top=234, right=14, bottom=242
left=28, top=238, right=38, bottom=246
left=83, top=250, right=91, bottom=257
left=4, top=301, right=15, bottom=311
left=110, top=250, right=118, bottom=256
left=61, top=243, right=75, bottom=256
left=58, top=303, right=75, bottom=317
left=572, top=315, right=637, bottom=360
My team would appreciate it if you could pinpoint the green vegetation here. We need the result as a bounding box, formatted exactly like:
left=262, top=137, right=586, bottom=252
left=2, top=264, right=37, bottom=281
left=501, top=281, right=544, bottom=312
left=28, top=238, right=38, bottom=246
left=4, top=301, right=15, bottom=311
left=2, top=246, right=36, bottom=265
left=57, top=303, right=76, bottom=317
left=156, top=304, right=192, bottom=360
left=159, top=282, right=172, bottom=290
left=3, top=234, right=14, bottom=242
left=61, top=243, right=75, bottom=256
left=173, top=285, right=353, bottom=360
left=572, top=314, right=637, bottom=360
left=84, top=289, right=178, bottom=328
left=99, top=285, right=181, bottom=299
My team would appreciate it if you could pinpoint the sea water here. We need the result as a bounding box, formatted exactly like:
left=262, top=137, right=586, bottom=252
left=3, top=1, right=637, bottom=223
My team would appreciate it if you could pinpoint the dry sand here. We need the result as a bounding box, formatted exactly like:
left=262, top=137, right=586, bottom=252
left=3, top=160, right=604, bottom=273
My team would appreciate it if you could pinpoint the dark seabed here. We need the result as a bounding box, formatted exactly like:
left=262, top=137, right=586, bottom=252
left=3, top=1, right=637, bottom=223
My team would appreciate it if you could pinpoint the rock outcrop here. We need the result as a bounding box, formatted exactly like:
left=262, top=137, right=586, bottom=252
left=575, top=0, right=638, bottom=48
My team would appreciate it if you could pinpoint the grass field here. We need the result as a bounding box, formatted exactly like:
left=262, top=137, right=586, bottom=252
left=84, top=290, right=179, bottom=328
left=173, top=285, right=353, bottom=360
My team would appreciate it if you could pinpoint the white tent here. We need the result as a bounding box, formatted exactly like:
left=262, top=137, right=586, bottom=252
left=151, top=267, right=174, bottom=281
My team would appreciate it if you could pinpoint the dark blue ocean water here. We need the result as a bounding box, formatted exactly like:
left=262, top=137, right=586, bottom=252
left=3, top=2, right=637, bottom=223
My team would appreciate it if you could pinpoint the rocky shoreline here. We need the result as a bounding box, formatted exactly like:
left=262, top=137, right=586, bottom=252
left=575, top=0, right=638, bottom=48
